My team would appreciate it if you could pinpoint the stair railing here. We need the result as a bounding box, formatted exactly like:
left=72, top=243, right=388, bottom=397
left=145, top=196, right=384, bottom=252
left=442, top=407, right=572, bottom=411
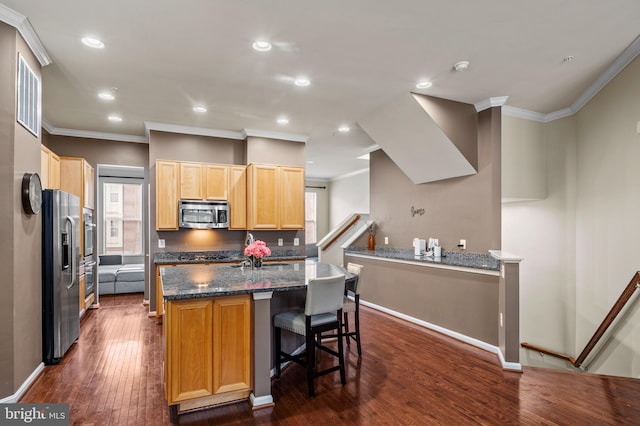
left=521, top=271, right=640, bottom=369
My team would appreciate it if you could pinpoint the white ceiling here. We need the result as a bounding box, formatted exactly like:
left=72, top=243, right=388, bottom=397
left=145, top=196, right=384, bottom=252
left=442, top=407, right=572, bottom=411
left=2, top=1, right=640, bottom=179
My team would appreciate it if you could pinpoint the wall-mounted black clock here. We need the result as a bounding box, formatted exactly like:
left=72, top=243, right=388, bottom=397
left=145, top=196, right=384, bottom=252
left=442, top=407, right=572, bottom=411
left=21, top=172, right=42, bottom=215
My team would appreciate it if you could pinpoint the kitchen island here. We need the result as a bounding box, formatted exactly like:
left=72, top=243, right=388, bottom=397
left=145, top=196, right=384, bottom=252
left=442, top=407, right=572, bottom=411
left=159, top=260, right=354, bottom=418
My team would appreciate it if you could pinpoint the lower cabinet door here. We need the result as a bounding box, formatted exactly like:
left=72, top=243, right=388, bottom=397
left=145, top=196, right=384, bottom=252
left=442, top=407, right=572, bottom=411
left=167, top=298, right=214, bottom=403
left=213, top=295, right=252, bottom=394
left=165, top=295, right=252, bottom=406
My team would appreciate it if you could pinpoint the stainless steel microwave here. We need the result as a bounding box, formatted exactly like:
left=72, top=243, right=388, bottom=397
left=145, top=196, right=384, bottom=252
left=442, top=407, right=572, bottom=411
left=179, top=200, right=229, bottom=229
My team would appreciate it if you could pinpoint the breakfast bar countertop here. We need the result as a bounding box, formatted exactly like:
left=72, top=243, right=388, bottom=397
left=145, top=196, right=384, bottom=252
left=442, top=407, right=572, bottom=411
left=345, top=246, right=500, bottom=272
left=160, top=260, right=353, bottom=300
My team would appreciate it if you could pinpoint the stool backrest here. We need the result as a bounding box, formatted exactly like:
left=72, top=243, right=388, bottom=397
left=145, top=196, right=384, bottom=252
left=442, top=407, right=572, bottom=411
left=305, top=274, right=346, bottom=316
left=346, top=262, right=364, bottom=294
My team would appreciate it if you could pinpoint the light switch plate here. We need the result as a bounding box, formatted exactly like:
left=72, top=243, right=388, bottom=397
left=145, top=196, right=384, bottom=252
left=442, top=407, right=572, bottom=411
left=278, top=238, right=283, bottom=246
left=158, top=239, right=165, bottom=248
left=293, top=238, right=299, bottom=246
left=384, top=237, right=389, bottom=245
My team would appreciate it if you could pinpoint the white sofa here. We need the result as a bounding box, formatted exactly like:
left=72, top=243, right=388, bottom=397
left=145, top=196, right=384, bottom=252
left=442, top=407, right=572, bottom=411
left=98, top=255, right=145, bottom=295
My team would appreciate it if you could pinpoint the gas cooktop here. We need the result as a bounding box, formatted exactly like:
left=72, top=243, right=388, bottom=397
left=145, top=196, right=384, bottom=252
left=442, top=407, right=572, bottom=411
left=178, top=253, right=228, bottom=262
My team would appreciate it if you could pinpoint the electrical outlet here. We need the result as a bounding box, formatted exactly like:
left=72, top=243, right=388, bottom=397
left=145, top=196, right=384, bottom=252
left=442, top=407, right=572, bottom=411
left=384, top=236, right=389, bottom=245
left=293, top=238, right=299, bottom=246
left=278, top=238, right=283, bottom=246
left=158, top=239, right=165, bottom=248
left=459, top=239, right=466, bottom=250
left=500, top=312, right=504, bottom=327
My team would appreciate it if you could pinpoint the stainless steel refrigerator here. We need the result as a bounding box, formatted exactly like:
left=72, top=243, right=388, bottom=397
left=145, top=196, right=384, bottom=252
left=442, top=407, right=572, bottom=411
left=42, top=189, right=80, bottom=365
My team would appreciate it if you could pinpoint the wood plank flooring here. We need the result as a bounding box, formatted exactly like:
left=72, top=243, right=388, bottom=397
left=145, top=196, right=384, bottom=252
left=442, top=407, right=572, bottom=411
left=20, top=294, right=640, bottom=425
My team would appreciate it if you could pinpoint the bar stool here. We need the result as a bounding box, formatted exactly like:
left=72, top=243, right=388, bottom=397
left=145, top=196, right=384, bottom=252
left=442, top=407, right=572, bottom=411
left=274, top=274, right=346, bottom=397
left=343, top=262, right=364, bottom=355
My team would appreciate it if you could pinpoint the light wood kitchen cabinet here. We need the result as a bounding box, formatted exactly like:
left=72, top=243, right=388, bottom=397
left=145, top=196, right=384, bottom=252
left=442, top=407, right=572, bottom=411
left=156, top=161, right=180, bottom=230
left=60, top=157, right=93, bottom=208
left=179, top=162, right=204, bottom=200
left=228, top=166, right=247, bottom=230
left=84, top=161, right=95, bottom=209
left=40, top=145, right=60, bottom=189
left=179, top=162, right=229, bottom=201
left=166, top=298, right=214, bottom=403
left=60, top=156, right=94, bottom=258
left=247, top=164, right=278, bottom=229
left=204, top=164, right=228, bottom=200
left=247, top=163, right=304, bottom=230
left=164, top=295, right=252, bottom=408
left=278, top=166, right=305, bottom=229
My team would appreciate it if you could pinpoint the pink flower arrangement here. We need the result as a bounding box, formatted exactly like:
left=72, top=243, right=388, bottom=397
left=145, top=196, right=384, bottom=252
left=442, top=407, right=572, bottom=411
left=244, top=240, right=271, bottom=259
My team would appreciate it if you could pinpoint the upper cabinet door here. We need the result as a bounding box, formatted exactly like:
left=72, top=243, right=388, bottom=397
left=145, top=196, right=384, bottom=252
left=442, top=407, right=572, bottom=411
left=49, top=153, right=60, bottom=190
left=278, top=166, right=305, bottom=229
left=228, top=166, right=247, bottom=230
left=204, top=164, right=228, bottom=200
left=157, top=161, right=180, bottom=230
left=180, top=163, right=204, bottom=200
left=247, top=164, right=278, bottom=229
left=40, top=147, right=50, bottom=189
left=84, top=161, right=95, bottom=209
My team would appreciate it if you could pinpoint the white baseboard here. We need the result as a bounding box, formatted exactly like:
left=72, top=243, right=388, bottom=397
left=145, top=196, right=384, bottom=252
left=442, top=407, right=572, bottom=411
left=0, top=362, right=45, bottom=403
left=360, top=299, right=522, bottom=372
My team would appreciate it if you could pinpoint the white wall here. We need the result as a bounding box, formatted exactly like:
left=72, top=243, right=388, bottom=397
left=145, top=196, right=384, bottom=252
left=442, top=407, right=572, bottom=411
left=305, top=179, right=330, bottom=242
left=502, top=115, right=577, bottom=371
left=502, top=54, right=640, bottom=378
left=329, top=169, right=370, bottom=229
left=574, top=54, right=640, bottom=377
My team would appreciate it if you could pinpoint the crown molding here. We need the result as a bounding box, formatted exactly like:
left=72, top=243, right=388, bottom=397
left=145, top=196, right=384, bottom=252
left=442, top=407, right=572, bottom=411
left=44, top=120, right=147, bottom=143
left=570, top=33, right=640, bottom=114
left=0, top=4, right=51, bottom=66
left=474, top=96, right=509, bottom=112
left=503, top=34, right=640, bottom=123
left=241, top=128, right=308, bottom=143
left=501, top=106, right=548, bottom=122
left=144, top=121, right=244, bottom=140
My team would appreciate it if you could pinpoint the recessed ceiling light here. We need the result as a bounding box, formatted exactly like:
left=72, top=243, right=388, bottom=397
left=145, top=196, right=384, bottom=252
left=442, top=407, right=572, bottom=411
left=98, top=91, right=115, bottom=101
left=306, top=160, right=315, bottom=164
left=454, top=61, right=470, bottom=72
left=108, top=115, right=122, bottom=122
left=416, top=80, right=432, bottom=89
left=192, top=105, right=207, bottom=113
left=252, top=40, right=272, bottom=52
left=338, top=125, right=350, bottom=133
left=277, top=117, right=289, bottom=125
left=81, top=37, right=104, bottom=49
left=294, top=77, right=310, bottom=87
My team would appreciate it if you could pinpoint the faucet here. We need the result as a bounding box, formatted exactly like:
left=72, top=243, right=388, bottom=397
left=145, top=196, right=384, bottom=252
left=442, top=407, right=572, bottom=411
left=245, top=232, right=255, bottom=247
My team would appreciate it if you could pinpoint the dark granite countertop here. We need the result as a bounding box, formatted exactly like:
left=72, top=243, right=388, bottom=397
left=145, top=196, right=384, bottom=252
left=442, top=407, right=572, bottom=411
left=153, top=249, right=305, bottom=265
left=160, top=260, right=354, bottom=300
left=345, top=246, right=500, bottom=272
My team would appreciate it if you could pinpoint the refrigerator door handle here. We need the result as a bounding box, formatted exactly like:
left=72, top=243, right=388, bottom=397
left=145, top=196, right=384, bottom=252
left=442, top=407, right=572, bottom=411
left=65, top=216, right=76, bottom=290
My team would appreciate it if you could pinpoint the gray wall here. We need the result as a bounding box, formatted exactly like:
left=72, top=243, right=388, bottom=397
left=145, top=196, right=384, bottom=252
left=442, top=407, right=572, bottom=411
left=0, top=23, right=43, bottom=398
left=369, top=104, right=501, bottom=253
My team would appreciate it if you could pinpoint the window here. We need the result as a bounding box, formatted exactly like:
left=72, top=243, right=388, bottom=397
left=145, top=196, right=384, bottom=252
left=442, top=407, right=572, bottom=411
left=102, top=182, right=143, bottom=255
left=305, top=192, right=317, bottom=243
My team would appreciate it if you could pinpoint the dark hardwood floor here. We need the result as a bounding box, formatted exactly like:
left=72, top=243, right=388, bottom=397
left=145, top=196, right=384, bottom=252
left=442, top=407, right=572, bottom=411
left=20, top=294, right=640, bottom=425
